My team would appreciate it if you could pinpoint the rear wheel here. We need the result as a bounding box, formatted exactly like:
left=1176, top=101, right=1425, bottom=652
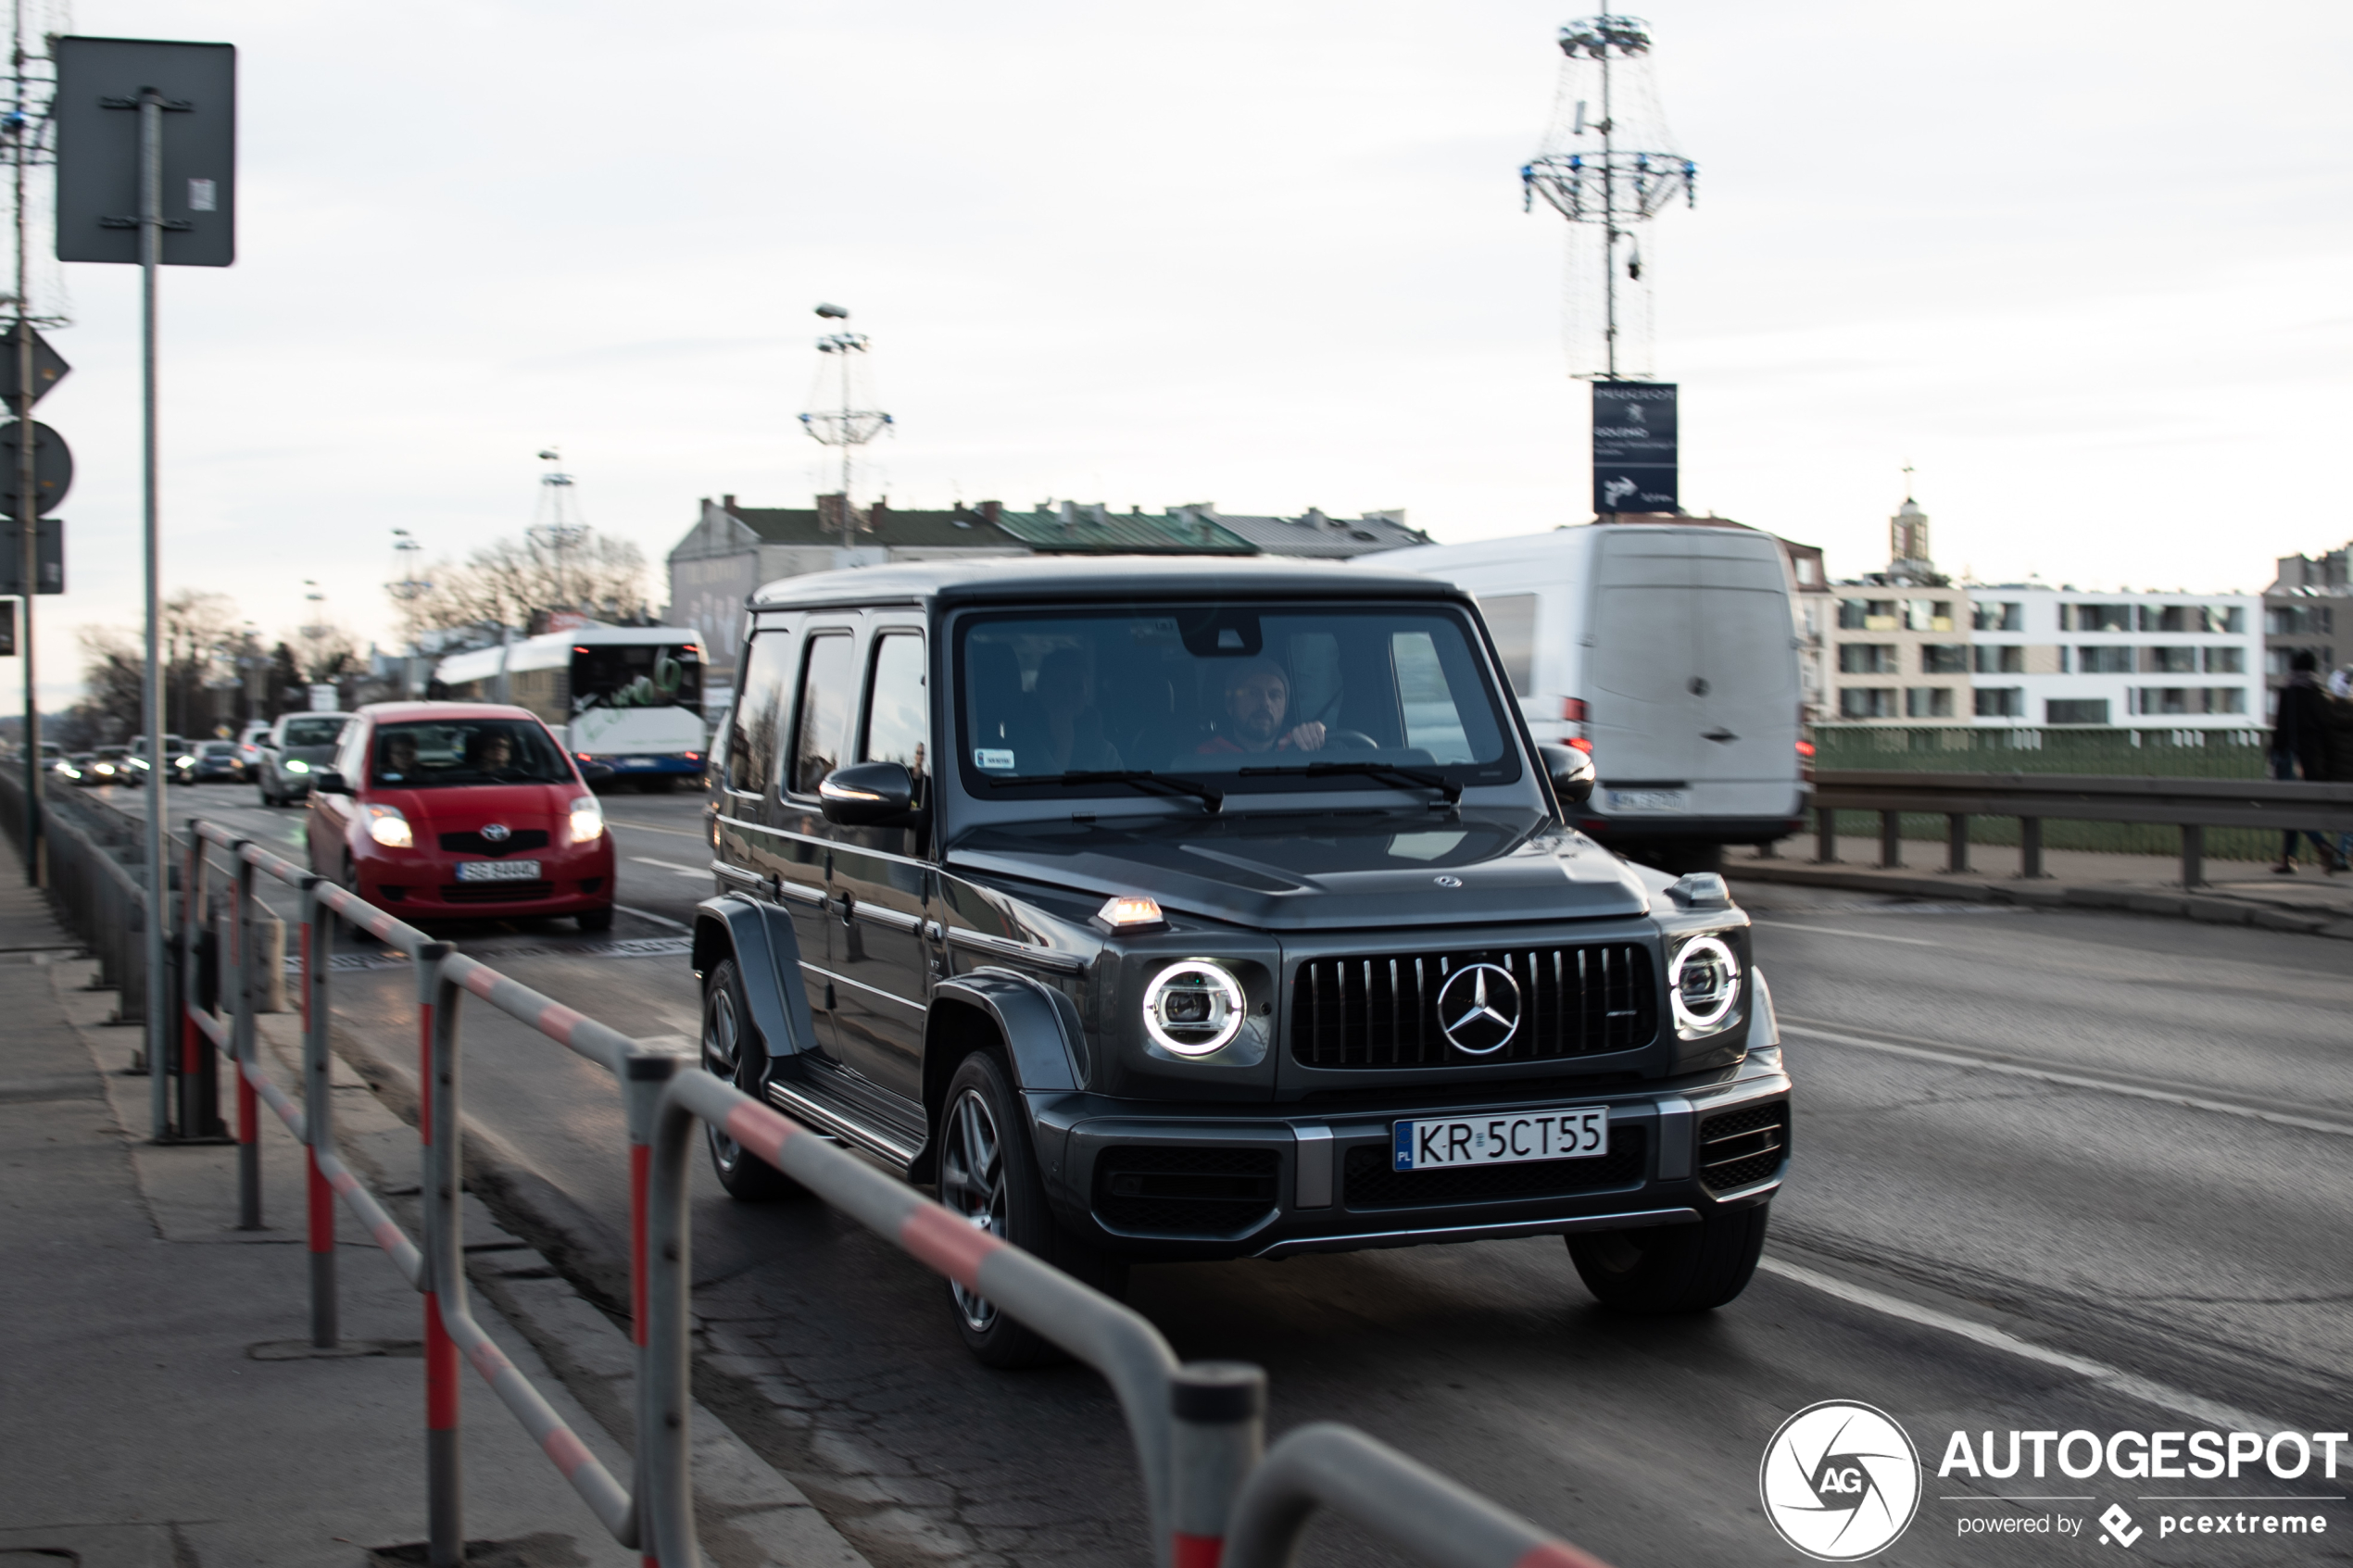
left=937, top=1051, right=1126, bottom=1368
left=702, top=959, right=806, bottom=1200
left=1567, top=1203, right=1769, bottom=1313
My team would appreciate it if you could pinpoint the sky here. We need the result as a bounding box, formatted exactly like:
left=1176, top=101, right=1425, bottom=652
left=7, top=0, right=2352, bottom=712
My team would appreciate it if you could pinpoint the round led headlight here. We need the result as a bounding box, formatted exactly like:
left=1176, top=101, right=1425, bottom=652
left=1668, top=935, right=1742, bottom=1035
left=1140, top=960, right=1246, bottom=1058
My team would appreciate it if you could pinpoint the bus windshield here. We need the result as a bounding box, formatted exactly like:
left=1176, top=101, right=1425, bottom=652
left=573, top=644, right=700, bottom=715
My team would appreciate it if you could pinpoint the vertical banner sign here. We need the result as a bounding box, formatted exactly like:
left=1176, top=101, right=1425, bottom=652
left=1592, top=382, right=1678, bottom=514
left=54, top=37, right=237, bottom=266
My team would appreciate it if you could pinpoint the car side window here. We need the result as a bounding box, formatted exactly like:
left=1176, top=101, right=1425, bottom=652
left=861, top=632, right=928, bottom=785
left=792, top=633, right=857, bottom=796
left=334, top=724, right=369, bottom=784
left=726, top=632, right=796, bottom=797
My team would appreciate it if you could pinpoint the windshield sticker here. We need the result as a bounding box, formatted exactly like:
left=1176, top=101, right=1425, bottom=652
left=975, top=748, right=1017, bottom=771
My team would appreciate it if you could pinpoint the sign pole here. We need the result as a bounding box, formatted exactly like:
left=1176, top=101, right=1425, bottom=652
left=13, top=41, right=36, bottom=885
left=139, top=84, right=167, bottom=1116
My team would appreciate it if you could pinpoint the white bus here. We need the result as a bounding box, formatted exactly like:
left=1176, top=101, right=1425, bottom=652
left=435, top=625, right=708, bottom=789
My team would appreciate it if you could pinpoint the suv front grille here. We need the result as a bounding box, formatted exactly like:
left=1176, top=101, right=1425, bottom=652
left=1341, top=1127, right=1647, bottom=1209
left=1698, top=1102, right=1788, bottom=1193
left=1290, top=945, right=1656, bottom=1068
left=1094, top=1146, right=1278, bottom=1235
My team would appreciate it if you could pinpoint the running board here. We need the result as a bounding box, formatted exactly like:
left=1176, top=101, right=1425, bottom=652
left=765, top=1080, right=924, bottom=1176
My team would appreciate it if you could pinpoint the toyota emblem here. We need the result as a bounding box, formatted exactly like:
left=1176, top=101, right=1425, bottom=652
left=479, top=822, right=511, bottom=842
left=1435, top=963, right=1521, bottom=1055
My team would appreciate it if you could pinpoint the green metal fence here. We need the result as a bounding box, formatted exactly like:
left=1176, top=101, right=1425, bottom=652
left=1810, top=726, right=2282, bottom=859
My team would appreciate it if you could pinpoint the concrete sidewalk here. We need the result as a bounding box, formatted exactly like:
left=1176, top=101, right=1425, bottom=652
left=0, top=839, right=867, bottom=1567
left=1728, top=838, right=2353, bottom=938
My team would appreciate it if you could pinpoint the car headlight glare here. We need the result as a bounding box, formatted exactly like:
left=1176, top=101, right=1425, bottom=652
left=1140, top=960, right=1246, bottom=1057
left=567, top=796, right=604, bottom=845
left=285, top=758, right=310, bottom=774
left=1668, top=934, right=1743, bottom=1036
left=365, top=804, right=413, bottom=849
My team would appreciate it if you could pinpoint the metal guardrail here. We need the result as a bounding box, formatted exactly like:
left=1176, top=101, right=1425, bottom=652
left=1811, top=769, right=2353, bottom=887
left=153, top=812, right=1618, bottom=1568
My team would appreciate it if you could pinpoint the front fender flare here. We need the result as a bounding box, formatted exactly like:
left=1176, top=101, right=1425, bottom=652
left=690, top=894, right=819, bottom=1063
left=928, top=968, right=1085, bottom=1094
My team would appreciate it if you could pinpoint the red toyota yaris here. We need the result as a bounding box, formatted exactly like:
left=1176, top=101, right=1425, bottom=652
left=306, top=702, right=617, bottom=931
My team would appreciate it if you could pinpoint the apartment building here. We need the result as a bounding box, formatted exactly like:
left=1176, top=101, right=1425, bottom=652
left=2265, top=543, right=2347, bottom=717
left=1799, top=496, right=2261, bottom=728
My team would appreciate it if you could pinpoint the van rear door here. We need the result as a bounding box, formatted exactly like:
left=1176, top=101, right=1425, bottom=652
left=1691, top=543, right=1803, bottom=817
left=1589, top=533, right=1701, bottom=797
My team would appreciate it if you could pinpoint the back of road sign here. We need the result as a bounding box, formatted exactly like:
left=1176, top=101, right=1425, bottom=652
left=53, top=37, right=237, bottom=268
left=0, top=328, right=69, bottom=407
left=0, top=519, right=66, bottom=595
left=0, top=423, right=72, bottom=519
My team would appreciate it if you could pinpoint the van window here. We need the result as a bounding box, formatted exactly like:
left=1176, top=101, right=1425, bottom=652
left=1478, top=594, right=1537, bottom=697
left=792, top=633, right=857, bottom=795
left=726, top=632, right=796, bottom=797
left=862, top=633, right=929, bottom=780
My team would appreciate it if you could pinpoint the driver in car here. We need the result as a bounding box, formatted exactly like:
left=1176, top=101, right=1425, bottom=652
left=1196, top=658, right=1327, bottom=755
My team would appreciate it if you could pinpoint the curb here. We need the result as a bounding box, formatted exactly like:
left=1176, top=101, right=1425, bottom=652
left=1729, top=861, right=2353, bottom=941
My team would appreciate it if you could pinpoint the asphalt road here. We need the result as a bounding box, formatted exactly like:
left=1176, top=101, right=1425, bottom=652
left=96, top=778, right=2353, bottom=1567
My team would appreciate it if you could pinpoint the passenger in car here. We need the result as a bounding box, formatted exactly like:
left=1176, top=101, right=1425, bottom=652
left=1196, top=658, right=1327, bottom=755
left=1035, top=648, right=1122, bottom=771
left=377, top=731, right=419, bottom=782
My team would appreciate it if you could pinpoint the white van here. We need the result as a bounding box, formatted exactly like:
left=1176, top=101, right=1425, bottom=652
left=1383, top=522, right=1807, bottom=872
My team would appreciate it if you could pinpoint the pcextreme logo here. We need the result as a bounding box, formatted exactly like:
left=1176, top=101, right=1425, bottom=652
left=1760, top=1400, right=1923, bottom=1561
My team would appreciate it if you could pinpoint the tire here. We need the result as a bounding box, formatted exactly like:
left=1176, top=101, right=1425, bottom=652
left=701, top=959, right=807, bottom=1201
left=257, top=785, right=274, bottom=808
left=936, top=1050, right=1127, bottom=1368
left=575, top=905, right=614, bottom=933
left=1567, top=1203, right=1769, bottom=1314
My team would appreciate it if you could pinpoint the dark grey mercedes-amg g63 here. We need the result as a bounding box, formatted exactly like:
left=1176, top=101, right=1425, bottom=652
left=690, top=557, right=1792, bottom=1364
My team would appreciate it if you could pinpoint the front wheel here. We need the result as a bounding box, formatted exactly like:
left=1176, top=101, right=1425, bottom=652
left=937, top=1051, right=1126, bottom=1367
left=702, top=959, right=806, bottom=1201
left=575, top=905, right=614, bottom=933
left=1567, top=1203, right=1769, bottom=1314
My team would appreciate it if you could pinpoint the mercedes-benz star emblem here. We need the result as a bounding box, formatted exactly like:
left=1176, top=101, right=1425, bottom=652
left=479, top=822, right=511, bottom=842
left=1435, top=963, right=1521, bottom=1055
left=1432, top=874, right=1462, bottom=887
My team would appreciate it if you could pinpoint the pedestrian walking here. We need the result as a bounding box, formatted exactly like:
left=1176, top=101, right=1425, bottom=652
left=2271, top=649, right=2346, bottom=874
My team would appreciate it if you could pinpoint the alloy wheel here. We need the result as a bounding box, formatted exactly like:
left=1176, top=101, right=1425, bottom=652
left=703, top=985, right=748, bottom=1172
left=938, top=1087, right=1008, bottom=1331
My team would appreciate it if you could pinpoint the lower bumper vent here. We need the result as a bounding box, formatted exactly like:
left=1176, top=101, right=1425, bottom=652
left=1342, top=1127, right=1647, bottom=1209
left=1095, top=1146, right=1278, bottom=1235
left=1697, top=1102, right=1788, bottom=1194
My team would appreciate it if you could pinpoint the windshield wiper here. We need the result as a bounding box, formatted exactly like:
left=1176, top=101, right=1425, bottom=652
left=1237, top=759, right=1462, bottom=804
left=988, top=769, right=1224, bottom=813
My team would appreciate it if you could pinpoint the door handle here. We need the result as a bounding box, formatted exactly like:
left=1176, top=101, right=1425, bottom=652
left=1703, top=728, right=1739, bottom=743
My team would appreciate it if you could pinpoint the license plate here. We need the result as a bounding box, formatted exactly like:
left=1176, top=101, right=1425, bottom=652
left=1392, top=1106, right=1610, bottom=1171
left=1605, top=788, right=1688, bottom=813
left=454, top=859, right=543, bottom=882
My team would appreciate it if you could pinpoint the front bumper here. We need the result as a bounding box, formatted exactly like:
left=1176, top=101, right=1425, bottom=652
left=1029, top=1064, right=1792, bottom=1261
left=354, top=846, right=615, bottom=917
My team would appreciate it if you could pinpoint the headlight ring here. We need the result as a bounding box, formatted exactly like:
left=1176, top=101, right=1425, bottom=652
left=1140, top=959, right=1247, bottom=1058
left=1667, top=934, right=1743, bottom=1036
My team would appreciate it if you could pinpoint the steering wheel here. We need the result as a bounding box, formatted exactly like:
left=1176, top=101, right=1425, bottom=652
left=1323, top=729, right=1380, bottom=751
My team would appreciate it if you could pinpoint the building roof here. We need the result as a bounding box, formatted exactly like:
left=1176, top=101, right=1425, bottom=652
left=986, top=501, right=1256, bottom=555
left=695, top=496, right=1028, bottom=553
left=1172, top=505, right=1429, bottom=558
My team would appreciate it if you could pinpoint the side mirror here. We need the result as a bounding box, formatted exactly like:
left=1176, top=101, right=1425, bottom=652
left=313, top=770, right=352, bottom=796
left=582, top=763, right=616, bottom=784
left=1539, top=744, right=1594, bottom=807
left=818, top=760, right=920, bottom=826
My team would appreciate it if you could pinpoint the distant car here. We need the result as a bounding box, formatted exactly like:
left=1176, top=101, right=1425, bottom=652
left=54, top=750, right=92, bottom=785
left=127, top=734, right=197, bottom=785
left=81, top=746, right=128, bottom=786
left=304, top=702, right=616, bottom=932
left=235, top=720, right=271, bottom=775
left=191, top=740, right=245, bottom=783
left=257, top=711, right=355, bottom=807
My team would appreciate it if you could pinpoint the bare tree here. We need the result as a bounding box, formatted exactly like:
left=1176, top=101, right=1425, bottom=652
left=390, top=528, right=649, bottom=641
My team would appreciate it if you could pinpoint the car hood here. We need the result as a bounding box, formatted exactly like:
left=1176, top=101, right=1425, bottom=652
left=945, top=809, right=1650, bottom=931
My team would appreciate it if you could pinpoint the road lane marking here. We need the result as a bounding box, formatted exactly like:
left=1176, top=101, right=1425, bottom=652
left=1780, top=1021, right=2353, bottom=1139
left=1758, top=1258, right=2277, bottom=1433
left=630, top=856, right=709, bottom=878
left=1753, top=922, right=1942, bottom=947
left=616, top=904, right=690, bottom=932
left=608, top=819, right=703, bottom=838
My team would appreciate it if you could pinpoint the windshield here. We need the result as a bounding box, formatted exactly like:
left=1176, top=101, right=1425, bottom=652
left=572, top=644, right=701, bottom=714
left=954, top=603, right=1516, bottom=801
left=369, top=719, right=573, bottom=788
left=281, top=717, right=346, bottom=747
left=200, top=742, right=236, bottom=757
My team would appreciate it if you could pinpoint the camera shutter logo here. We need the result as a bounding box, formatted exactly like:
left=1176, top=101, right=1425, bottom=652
left=1758, top=1400, right=1921, bottom=1561
left=1435, top=963, right=1520, bottom=1055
